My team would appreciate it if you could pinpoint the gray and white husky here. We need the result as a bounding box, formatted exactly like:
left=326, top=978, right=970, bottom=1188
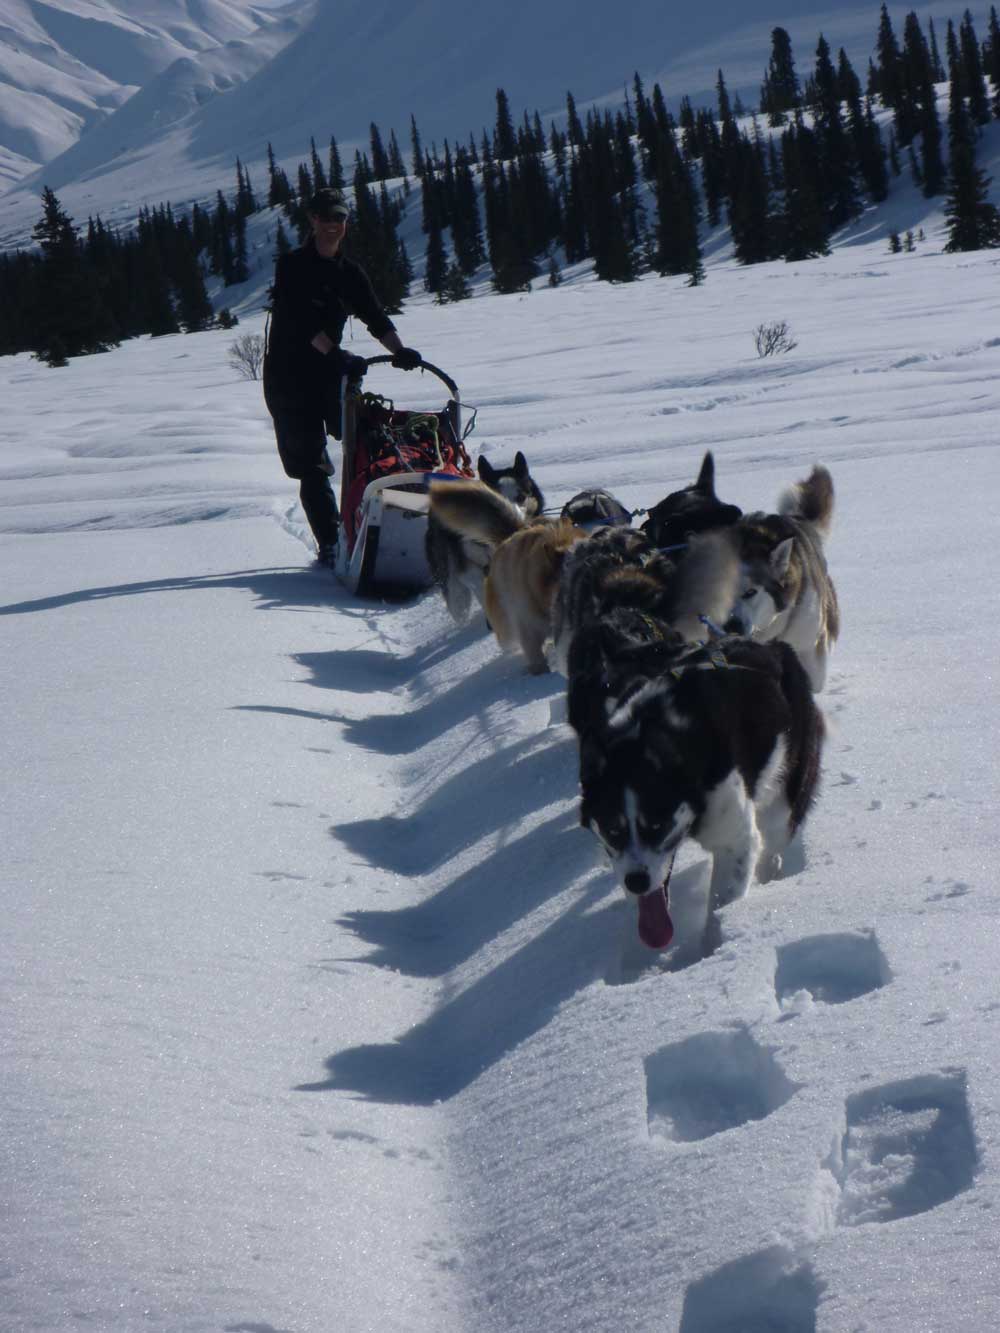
left=577, top=635, right=824, bottom=953
left=724, top=465, right=839, bottom=691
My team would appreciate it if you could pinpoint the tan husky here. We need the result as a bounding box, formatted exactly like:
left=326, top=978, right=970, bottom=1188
left=429, top=480, right=585, bottom=672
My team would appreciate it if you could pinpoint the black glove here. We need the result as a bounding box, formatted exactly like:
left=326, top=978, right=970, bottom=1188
left=391, top=347, right=422, bottom=371
left=334, top=350, right=367, bottom=380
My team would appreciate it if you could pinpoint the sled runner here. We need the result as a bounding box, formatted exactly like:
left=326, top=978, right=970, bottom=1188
left=335, top=356, right=475, bottom=596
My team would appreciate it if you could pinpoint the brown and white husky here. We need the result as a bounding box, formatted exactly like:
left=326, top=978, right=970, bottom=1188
left=429, top=480, right=585, bottom=673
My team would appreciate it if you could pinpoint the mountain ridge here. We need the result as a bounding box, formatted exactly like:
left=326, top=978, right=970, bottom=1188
left=0, top=0, right=951, bottom=245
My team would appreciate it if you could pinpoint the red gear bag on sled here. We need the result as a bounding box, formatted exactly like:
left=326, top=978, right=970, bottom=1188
left=336, top=356, right=475, bottom=596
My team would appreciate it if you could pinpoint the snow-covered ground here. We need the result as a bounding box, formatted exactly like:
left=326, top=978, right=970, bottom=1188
left=3, top=239, right=1000, bottom=1331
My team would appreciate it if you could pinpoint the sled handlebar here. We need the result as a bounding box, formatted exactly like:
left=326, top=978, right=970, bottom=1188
left=358, top=355, right=459, bottom=399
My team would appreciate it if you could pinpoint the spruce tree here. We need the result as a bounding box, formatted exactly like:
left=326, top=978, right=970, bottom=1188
left=369, top=123, right=390, bottom=180
left=296, top=163, right=313, bottom=208
left=309, top=138, right=327, bottom=192
left=274, top=218, right=292, bottom=258
left=780, top=122, right=830, bottom=260
left=679, top=96, right=699, bottom=158
left=210, top=191, right=234, bottom=278
left=424, top=219, right=447, bottom=293
left=986, top=8, right=1000, bottom=116
left=763, top=27, right=801, bottom=125
left=437, top=262, right=471, bottom=303
left=861, top=98, right=891, bottom=202
left=813, top=35, right=862, bottom=229
left=266, top=143, right=283, bottom=207
left=888, top=128, right=902, bottom=175
left=561, top=158, right=588, bottom=262
left=452, top=148, right=485, bottom=274
left=387, top=131, right=405, bottom=179
left=31, top=187, right=118, bottom=357
left=959, top=10, right=991, bottom=126
left=715, top=71, right=743, bottom=202
left=409, top=116, right=425, bottom=178
left=591, top=196, right=637, bottom=283
left=699, top=115, right=725, bottom=227
left=230, top=212, right=249, bottom=285
left=494, top=88, right=517, bottom=160
left=944, top=51, right=1000, bottom=250
left=842, top=50, right=889, bottom=203
left=729, top=133, right=772, bottom=264
left=565, top=92, right=584, bottom=149
left=136, top=212, right=179, bottom=337
left=874, top=4, right=903, bottom=108
left=174, top=227, right=214, bottom=331
left=234, top=159, right=255, bottom=218
left=328, top=135, right=345, bottom=189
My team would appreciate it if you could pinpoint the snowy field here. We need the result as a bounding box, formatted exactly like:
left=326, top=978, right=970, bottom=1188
left=3, top=242, right=1000, bottom=1332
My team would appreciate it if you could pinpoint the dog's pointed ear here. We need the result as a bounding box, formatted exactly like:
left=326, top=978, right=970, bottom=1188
left=513, top=451, right=529, bottom=477
left=477, top=456, right=496, bottom=483
left=770, top=536, right=795, bottom=578
left=695, top=451, right=716, bottom=495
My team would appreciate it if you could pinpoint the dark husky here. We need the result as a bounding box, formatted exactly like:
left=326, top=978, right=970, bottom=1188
left=640, top=450, right=742, bottom=549
left=576, top=634, right=824, bottom=952
left=560, top=488, right=633, bottom=530
left=550, top=450, right=742, bottom=675
left=550, top=524, right=654, bottom=674
left=425, top=451, right=544, bottom=622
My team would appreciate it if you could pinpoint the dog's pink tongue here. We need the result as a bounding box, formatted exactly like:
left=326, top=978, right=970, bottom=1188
left=638, top=885, right=674, bottom=950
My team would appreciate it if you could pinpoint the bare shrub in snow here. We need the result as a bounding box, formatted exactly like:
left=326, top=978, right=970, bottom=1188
left=753, top=320, right=798, bottom=357
left=228, top=333, right=266, bottom=380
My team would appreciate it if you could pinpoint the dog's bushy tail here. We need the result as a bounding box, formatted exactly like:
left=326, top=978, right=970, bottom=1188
left=775, top=641, right=826, bottom=832
left=429, top=480, right=526, bottom=547
left=778, top=465, right=835, bottom=537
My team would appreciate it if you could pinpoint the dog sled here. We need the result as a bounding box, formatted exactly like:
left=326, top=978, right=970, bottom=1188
left=335, top=356, right=475, bottom=596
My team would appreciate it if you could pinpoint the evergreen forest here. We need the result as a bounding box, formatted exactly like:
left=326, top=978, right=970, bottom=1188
left=3, top=4, right=1000, bottom=365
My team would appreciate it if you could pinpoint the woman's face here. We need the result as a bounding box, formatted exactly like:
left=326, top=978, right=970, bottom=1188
left=310, top=212, right=347, bottom=254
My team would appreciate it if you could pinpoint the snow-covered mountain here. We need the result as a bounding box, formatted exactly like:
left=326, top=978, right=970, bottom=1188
left=0, top=0, right=949, bottom=245
left=4, top=221, right=1000, bottom=1333
left=0, top=0, right=306, bottom=182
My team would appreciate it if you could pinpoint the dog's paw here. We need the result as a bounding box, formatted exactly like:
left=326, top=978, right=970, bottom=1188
left=756, top=852, right=783, bottom=883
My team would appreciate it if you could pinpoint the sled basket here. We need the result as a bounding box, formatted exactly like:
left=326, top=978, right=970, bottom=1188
left=336, top=357, right=474, bottom=596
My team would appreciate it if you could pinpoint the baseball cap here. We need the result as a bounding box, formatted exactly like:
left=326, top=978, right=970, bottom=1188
left=308, top=187, right=350, bottom=219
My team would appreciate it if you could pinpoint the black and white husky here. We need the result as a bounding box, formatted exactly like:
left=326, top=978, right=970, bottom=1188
left=577, top=635, right=824, bottom=952
left=425, top=451, right=544, bottom=622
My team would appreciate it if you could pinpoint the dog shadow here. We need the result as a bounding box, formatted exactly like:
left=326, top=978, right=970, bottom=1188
left=332, top=726, right=578, bottom=876
left=297, top=877, right=616, bottom=1105
left=291, top=608, right=490, bottom=700
left=300, top=652, right=563, bottom=757
left=339, top=809, right=596, bottom=977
